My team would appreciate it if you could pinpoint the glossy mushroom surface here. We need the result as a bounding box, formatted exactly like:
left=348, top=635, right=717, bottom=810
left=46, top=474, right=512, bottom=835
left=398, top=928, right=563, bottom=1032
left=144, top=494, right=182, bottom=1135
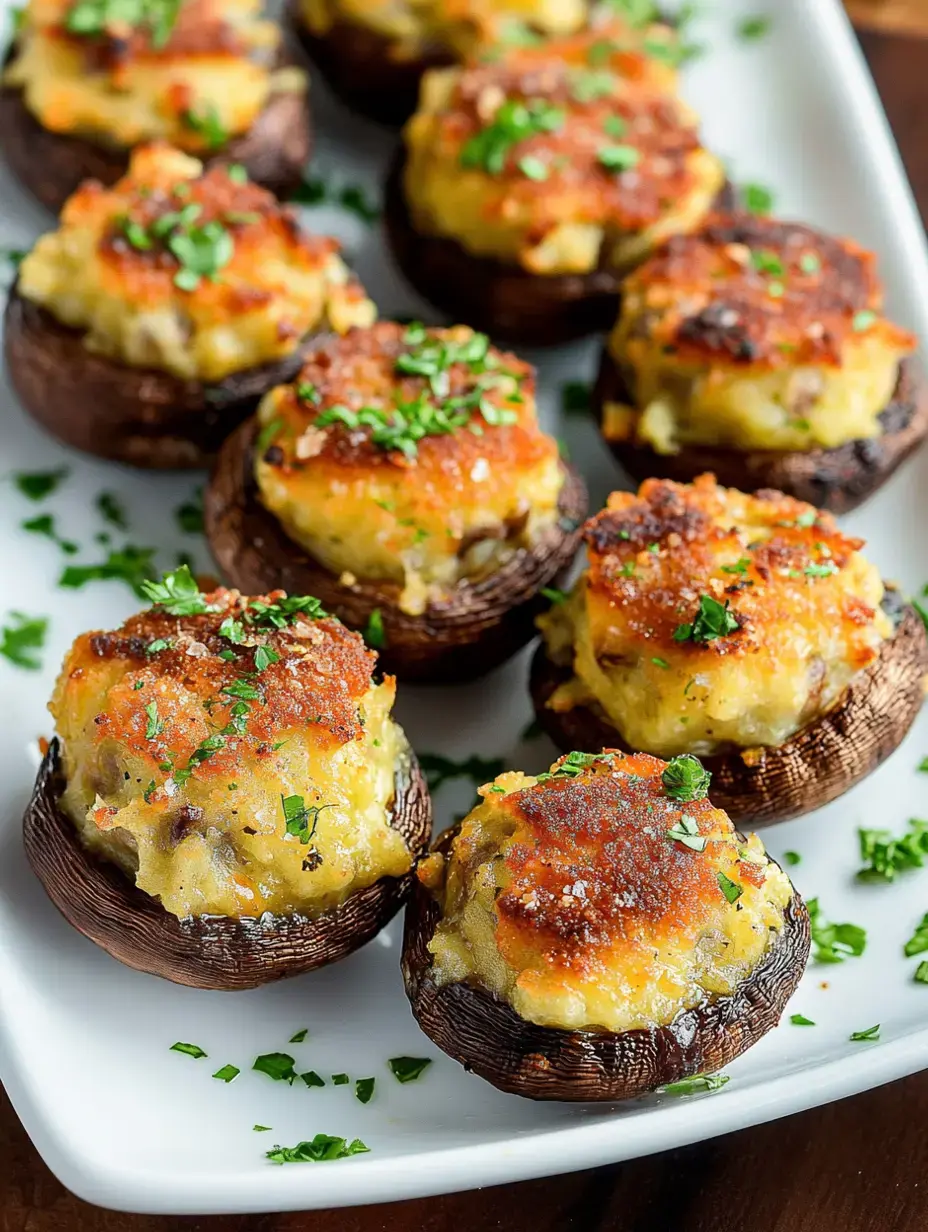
left=205, top=322, right=588, bottom=682
left=4, top=146, right=375, bottom=468
left=532, top=475, right=928, bottom=824
left=402, top=751, right=810, bottom=1100
left=24, top=573, right=432, bottom=988
left=0, top=0, right=310, bottom=212
left=596, top=213, right=924, bottom=513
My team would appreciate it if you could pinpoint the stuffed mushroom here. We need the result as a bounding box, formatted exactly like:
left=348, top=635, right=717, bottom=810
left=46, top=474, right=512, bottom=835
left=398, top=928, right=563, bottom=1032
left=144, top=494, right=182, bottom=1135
left=205, top=320, right=588, bottom=682
left=290, top=1, right=679, bottom=127
left=23, top=568, right=432, bottom=989
left=531, top=474, right=928, bottom=825
left=594, top=213, right=926, bottom=512
left=402, top=749, right=810, bottom=1101
left=1, top=0, right=311, bottom=213
left=385, top=24, right=724, bottom=345
left=4, top=143, right=375, bottom=468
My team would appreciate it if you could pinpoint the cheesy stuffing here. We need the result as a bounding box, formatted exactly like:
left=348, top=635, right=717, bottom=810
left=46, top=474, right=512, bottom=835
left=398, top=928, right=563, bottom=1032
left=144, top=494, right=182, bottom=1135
left=51, top=581, right=414, bottom=919
left=300, top=0, right=588, bottom=59
left=17, top=144, right=375, bottom=383
left=4, top=0, right=304, bottom=150
left=403, top=25, right=722, bottom=276
left=604, top=214, right=916, bottom=453
left=423, top=750, right=794, bottom=1033
left=539, top=475, right=891, bottom=757
left=255, top=321, right=564, bottom=616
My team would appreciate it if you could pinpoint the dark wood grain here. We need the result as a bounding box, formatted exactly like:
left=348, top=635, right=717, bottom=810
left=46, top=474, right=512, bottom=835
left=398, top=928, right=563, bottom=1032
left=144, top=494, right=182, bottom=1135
left=4, top=22, right=928, bottom=1232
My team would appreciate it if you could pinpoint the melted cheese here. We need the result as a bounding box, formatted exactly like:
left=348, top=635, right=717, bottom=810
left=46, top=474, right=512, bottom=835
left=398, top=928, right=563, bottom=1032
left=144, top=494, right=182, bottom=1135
left=300, top=0, right=586, bottom=57
left=538, top=475, right=891, bottom=757
left=18, top=145, right=376, bottom=383
left=51, top=588, right=413, bottom=919
left=403, top=33, right=722, bottom=276
left=425, top=752, right=794, bottom=1033
left=605, top=215, right=915, bottom=452
left=255, top=322, right=563, bottom=616
left=5, top=0, right=303, bottom=149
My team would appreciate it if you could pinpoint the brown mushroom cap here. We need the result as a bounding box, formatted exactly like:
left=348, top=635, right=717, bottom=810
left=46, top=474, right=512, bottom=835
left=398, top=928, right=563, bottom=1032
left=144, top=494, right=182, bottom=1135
left=402, top=827, right=810, bottom=1101
left=287, top=0, right=451, bottom=127
left=529, top=595, right=928, bottom=826
left=384, top=152, right=737, bottom=348
left=24, top=737, right=432, bottom=990
left=0, top=59, right=311, bottom=215
left=3, top=284, right=321, bottom=468
left=204, top=416, right=588, bottom=683
left=594, top=349, right=928, bottom=515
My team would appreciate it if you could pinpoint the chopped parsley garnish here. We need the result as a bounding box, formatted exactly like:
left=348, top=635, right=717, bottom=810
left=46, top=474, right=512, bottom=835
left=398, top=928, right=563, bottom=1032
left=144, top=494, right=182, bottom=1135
left=850, top=1024, right=880, bottom=1042
left=170, top=1041, right=207, bottom=1059
left=661, top=754, right=711, bottom=803
left=518, top=155, right=549, bottom=182
left=65, top=0, right=180, bottom=46
left=59, top=545, right=157, bottom=598
left=13, top=466, right=69, bottom=501
left=253, top=1125, right=272, bottom=1132
left=651, top=656, right=670, bottom=669
left=916, top=962, right=928, bottom=985
left=570, top=68, right=616, bottom=103
left=852, top=309, right=877, bottom=332
left=175, top=490, right=204, bottom=535
left=339, top=184, right=379, bottom=224
left=331, top=1073, right=350, bottom=1086
left=301, top=1070, right=325, bottom=1088
left=857, top=819, right=928, bottom=883
left=719, top=558, right=750, bottom=576
left=387, top=1057, right=432, bottom=1084
left=535, top=750, right=616, bottom=784
left=661, top=1073, right=729, bottom=1096
left=804, top=561, right=838, bottom=578
left=120, top=202, right=234, bottom=292
left=266, top=1135, right=369, bottom=1164
left=561, top=381, right=591, bottom=415
left=418, top=753, right=505, bottom=793
left=363, top=608, right=386, bottom=650
left=182, top=102, right=228, bottom=150
left=673, top=595, right=740, bottom=644
left=212, top=1064, right=240, bottom=1082
left=460, top=98, right=565, bottom=175
left=541, top=587, right=569, bottom=605
left=254, top=645, right=279, bottom=672
left=95, top=491, right=128, bottom=530
left=667, top=814, right=706, bottom=853
left=737, top=15, right=771, bottom=40
left=144, top=701, right=164, bottom=741
left=750, top=248, right=784, bottom=277
left=355, top=1077, right=375, bottom=1104
left=0, top=611, right=47, bottom=670
left=800, top=252, right=822, bottom=274
left=903, top=913, right=928, bottom=957
left=742, top=182, right=775, bottom=215
left=1, top=246, right=27, bottom=270
left=140, top=565, right=215, bottom=614
left=790, top=1014, right=815, bottom=1027
left=597, top=144, right=641, bottom=172
left=717, top=871, right=742, bottom=904
left=807, top=898, right=867, bottom=963
left=783, top=851, right=801, bottom=866
left=21, top=513, right=77, bottom=555
left=253, top=1053, right=298, bottom=1083
left=290, top=176, right=327, bottom=205
left=603, top=0, right=660, bottom=29
left=281, top=794, right=330, bottom=845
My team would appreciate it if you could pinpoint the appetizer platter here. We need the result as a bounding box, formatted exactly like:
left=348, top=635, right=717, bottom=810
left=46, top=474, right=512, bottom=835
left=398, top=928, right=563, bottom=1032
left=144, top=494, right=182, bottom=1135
left=3, top=0, right=928, bottom=1215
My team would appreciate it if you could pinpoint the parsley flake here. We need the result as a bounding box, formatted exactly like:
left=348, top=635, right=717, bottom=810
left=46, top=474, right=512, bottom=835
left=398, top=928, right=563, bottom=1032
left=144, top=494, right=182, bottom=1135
left=355, top=1077, right=375, bottom=1104
left=807, top=898, right=867, bottom=963
left=661, top=1073, right=729, bottom=1096
left=0, top=611, right=47, bottom=670
left=661, top=754, right=711, bottom=803
left=266, top=1135, right=369, bottom=1164
left=673, top=595, right=740, bottom=644
left=850, top=1024, right=880, bottom=1042
left=387, top=1056, right=432, bottom=1084
left=212, top=1064, right=240, bottom=1082
left=13, top=466, right=69, bottom=501
left=790, top=1014, right=815, bottom=1027
left=717, top=871, right=742, bottom=904
left=253, top=1053, right=298, bottom=1083
left=170, top=1042, right=207, bottom=1059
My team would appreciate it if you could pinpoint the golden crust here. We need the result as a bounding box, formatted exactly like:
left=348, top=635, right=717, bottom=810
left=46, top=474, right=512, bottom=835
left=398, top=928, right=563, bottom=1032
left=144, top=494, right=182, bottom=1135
left=583, top=474, right=884, bottom=668
left=56, top=587, right=379, bottom=785
left=625, top=213, right=916, bottom=371
left=259, top=321, right=558, bottom=487
left=416, top=42, right=704, bottom=237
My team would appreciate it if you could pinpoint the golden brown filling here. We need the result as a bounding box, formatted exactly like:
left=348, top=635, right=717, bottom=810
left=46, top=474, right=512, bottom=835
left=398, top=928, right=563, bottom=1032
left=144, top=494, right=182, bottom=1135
left=539, top=474, right=890, bottom=756
left=403, top=24, right=722, bottom=275
left=5, top=0, right=305, bottom=149
left=603, top=214, right=916, bottom=453
left=18, top=144, right=375, bottom=382
left=423, top=750, right=793, bottom=1032
left=255, top=321, right=564, bottom=616
left=51, top=573, right=412, bottom=919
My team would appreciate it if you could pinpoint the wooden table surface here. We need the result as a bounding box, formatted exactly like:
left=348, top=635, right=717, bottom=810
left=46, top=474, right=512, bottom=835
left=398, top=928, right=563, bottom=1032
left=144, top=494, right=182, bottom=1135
left=5, top=22, right=928, bottom=1232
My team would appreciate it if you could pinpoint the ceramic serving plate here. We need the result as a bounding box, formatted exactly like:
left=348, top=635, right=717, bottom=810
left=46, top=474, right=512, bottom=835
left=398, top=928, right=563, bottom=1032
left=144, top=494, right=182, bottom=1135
left=2, top=0, right=928, bottom=1214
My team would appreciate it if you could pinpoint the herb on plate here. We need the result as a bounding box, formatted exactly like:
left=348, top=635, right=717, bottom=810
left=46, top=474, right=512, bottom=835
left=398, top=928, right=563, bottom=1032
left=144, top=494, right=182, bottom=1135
left=661, top=754, right=711, bottom=802
left=857, top=819, right=928, bottom=882
left=170, top=1041, right=207, bottom=1059
left=790, top=1014, right=815, bottom=1027
left=806, top=898, right=867, bottom=964
left=21, top=513, right=78, bottom=555
left=212, top=1064, right=240, bottom=1082
left=96, top=491, right=129, bottom=530
left=387, top=1057, right=432, bottom=1084
left=13, top=466, right=69, bottom=500
left=60, top=545, right=157, bottom=597
left=0, top=612, right=47, bottom=670
left=661, top=1073, right=729, bottom=1095
left=355, top=1077, right=375, bottom=1104
left=903, top=913, right=928, bottom=957
left=253, top=1052, right=298, bottom=1083
left=417, top=753, right=506, bottom=794
left=849, top=1024, right=880, bottom=1042
left=289, top=1029, right=309, bottom=1044
left=266, top=1135, right=369, bottom=1164
left=175, top=489, right=204, bottom=534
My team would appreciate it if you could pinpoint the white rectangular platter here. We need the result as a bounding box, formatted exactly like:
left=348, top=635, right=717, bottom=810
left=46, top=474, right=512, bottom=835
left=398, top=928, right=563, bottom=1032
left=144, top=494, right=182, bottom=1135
left=2, top=0, right=928, bottom=1214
